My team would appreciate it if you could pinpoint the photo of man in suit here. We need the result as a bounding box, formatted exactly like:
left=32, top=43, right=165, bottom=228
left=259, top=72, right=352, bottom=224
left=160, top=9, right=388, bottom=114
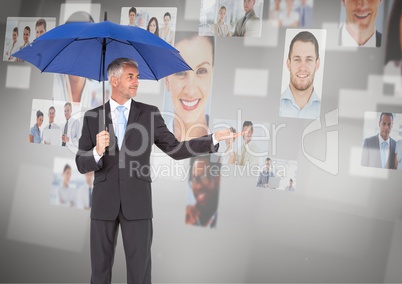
left=75, top=58, right=240, bottom=283
left=361, top=112, right=396, bottom=169
left=237, top=120, right=260, bottom=167
left=256, top=157, right=276, bottom=188
left=60, top=102, right=80, bottom=147
left=42, top=106, right=61, bottom=145
left=232, top=0, right=261, bottom=37
left=339, top=0, right=383, bottom=47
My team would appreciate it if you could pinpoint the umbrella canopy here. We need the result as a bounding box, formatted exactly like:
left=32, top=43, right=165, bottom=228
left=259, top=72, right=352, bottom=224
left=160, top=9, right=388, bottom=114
left=12, top=20, right=191, bottom=81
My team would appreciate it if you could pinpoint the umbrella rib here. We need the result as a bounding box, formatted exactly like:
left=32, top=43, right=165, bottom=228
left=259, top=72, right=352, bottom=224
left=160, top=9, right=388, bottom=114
left=41, top=39, right=78, bottom=73
left=79, top=38, right=163, bottom=80
left=40, top=38, right=130, bottom=78
left=127, top=43, right=160, bottom=81
left=95, top=37, right=161, bottom=80
left=41, top=37, right=171, bottom=80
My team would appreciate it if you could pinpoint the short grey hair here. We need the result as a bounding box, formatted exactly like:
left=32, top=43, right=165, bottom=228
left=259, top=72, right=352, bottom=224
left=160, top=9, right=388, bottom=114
left=107, top=58, right=138, bottom=80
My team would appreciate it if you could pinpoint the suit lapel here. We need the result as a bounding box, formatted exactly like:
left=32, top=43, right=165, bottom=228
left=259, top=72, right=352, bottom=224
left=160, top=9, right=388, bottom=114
left=124, top=100, right=142, bottom=140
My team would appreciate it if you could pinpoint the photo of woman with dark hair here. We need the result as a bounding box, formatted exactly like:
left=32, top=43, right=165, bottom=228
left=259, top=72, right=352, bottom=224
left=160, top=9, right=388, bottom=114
left=147, top=16, right=159, bottom=37
left=29, top=110, right=44, bottom=143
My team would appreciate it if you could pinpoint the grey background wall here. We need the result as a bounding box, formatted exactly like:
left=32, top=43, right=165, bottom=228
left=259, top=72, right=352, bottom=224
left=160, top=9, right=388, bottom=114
left=1, top=0, right=402, bottom=283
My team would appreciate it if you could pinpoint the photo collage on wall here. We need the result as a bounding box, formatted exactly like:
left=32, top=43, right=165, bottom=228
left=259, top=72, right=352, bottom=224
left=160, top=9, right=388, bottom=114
left=3, top=0, right=402, bottom=227
left=3, top=17, right=56, bottom=62
left=199, top=0, right=264, bottom=37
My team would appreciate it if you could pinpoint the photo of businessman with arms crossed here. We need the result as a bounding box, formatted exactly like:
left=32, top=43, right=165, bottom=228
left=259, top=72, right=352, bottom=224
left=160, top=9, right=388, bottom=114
left=75, top=58, right=240, bottom=283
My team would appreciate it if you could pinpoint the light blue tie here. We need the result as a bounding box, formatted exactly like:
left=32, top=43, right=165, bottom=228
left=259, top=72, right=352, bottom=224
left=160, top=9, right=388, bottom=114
left=380, top=141, right=387, bottom=168
left=116, top=106, right=127, bottom=150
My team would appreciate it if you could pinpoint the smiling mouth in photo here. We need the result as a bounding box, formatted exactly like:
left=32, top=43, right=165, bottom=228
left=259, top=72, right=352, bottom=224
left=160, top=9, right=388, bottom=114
left=180, top=99, right=200, bottom=111
left=354, top=12, right=371, bottom=20
left=297, top=73, right=308, bottom=79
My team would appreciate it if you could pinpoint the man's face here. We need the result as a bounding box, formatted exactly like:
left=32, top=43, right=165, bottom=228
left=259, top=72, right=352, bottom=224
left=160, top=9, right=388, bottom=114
left=342, top=0, right=382, bottom=34
left=48, top=108, right=55, bottom=123
left=244, top=0, right=256, bottom=14
left=191, top=160, right=217, bottom=207
left=165, top=36, right=213, bottom=125
left=64, top=105, right=72, bottom=120
left=379, top=114, right=393, bottom=140
left=129, top=12, right=136, bottom=25
left=112, top=64, right=139, bottom=101
left=242, top=125, right=253, bottom=144
left=36, top=25, right=46, bottom=38
left=23, top=29, right=30, bottom=43
left=287, top=40, right=320, bottom=92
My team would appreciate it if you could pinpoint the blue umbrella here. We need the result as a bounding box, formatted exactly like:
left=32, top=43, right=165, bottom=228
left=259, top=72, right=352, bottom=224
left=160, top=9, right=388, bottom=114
left=12, top=20, right=191, bottom=81
left=13, top=18, right=192, bottom=127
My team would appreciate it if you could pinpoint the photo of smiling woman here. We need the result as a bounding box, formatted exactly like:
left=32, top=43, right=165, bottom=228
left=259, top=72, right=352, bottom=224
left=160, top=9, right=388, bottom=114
left=163, top=31, right=215, bottom=141
left=29, top=110, right=44, bottom=143
left=146, top=16, right=159, bottom=36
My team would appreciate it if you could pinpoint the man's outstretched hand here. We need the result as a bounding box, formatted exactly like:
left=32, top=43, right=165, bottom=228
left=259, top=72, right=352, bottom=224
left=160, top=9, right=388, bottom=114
left=214, top=129, right=244, bottom=142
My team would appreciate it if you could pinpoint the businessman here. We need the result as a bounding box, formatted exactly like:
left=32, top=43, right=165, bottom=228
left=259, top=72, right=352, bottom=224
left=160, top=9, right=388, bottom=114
left=256, top=157, right=276, bottom=188
left=361, top=112, right=396, bottom=169
left=279, top=31, right=321, bottom=119
left=42, top=106, right=60, bottom=145
left=75, top=58, right=239, bottom=283
left=237, top=120, right=260, bottom=167
left=232, top=0, right=261, bottom=37
left=61, top=102, right=80, bottom=147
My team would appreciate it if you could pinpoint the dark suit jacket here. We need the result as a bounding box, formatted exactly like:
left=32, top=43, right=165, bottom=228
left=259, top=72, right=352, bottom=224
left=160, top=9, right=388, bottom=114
left=76, top=100, right=218, bottom=221
left=256, top=170, right=275, bottom=187
left=361, top=134, right=396, bottom=169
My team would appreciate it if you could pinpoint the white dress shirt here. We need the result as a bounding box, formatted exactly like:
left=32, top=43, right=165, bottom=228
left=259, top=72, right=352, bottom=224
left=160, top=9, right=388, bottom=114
left=340, top=24, right=377, bottom=47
